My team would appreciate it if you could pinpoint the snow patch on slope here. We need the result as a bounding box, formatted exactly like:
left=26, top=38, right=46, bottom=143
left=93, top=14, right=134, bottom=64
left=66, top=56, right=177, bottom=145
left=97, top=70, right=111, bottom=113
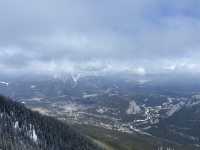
left=0, top=81, right=9, bottom=86
left=28, top=124, right=38, bottom=143
left=166, top=102, right=185, bottom=117
left=83, top=93, right=98, bottom=99
left=14, top=121, right=19, bottom=129
left=32, top=129, right=38, bottom=142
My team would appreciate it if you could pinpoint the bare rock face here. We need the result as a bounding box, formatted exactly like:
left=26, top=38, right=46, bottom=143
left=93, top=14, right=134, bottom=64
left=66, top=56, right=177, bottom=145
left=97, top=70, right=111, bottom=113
left=126, top=100, right=141, bottom=115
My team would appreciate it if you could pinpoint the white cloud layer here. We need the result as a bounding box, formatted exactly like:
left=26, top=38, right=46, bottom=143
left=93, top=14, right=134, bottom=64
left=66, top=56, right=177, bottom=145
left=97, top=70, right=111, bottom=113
left=0, top=0, right=200, bottom=75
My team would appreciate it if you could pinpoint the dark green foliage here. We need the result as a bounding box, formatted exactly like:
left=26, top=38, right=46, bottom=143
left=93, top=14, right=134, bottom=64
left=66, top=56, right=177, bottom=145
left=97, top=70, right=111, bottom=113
left=0, top=95, right=101, bottom=150
left=149, top=103, right=200, bottom=147
left=73, top=124, right=196, bottom=150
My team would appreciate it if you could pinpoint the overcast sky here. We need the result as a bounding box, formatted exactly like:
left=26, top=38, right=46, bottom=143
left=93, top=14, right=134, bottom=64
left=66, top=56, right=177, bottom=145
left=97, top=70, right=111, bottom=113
left=0, top=0, right=200, bottom=75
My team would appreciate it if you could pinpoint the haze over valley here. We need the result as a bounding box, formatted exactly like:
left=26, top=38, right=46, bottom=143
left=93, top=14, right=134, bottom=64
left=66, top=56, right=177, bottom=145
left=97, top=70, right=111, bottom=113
left=1, top=0, right=200, bottom=150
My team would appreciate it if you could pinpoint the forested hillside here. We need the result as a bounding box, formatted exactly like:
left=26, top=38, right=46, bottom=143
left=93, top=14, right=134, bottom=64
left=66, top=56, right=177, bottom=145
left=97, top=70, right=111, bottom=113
left=0, top=95, right=101, bottom=150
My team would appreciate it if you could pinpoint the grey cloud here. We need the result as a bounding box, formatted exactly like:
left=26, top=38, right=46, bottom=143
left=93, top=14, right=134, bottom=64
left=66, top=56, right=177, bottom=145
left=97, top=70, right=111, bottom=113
left=0, top=0, right=200, bottom=74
